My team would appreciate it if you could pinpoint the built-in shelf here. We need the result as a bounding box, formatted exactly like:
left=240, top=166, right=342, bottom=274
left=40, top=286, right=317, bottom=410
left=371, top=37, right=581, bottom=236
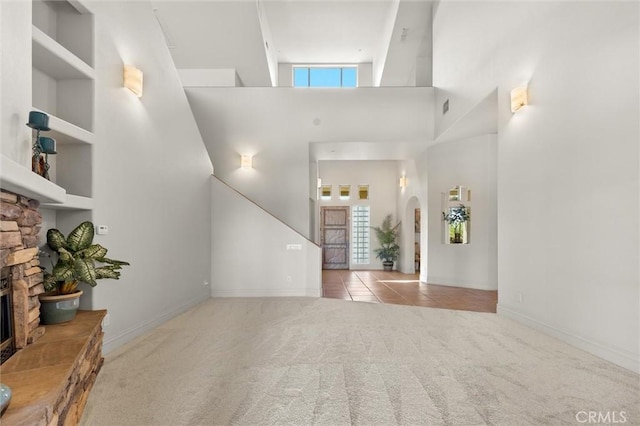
left=32, top=26, right=94, bottom=80
left=30, top=108, right=95, bottom=145
left=0, top=155, right=66, bottom=204
left=41, top=194, right=93, bottom=211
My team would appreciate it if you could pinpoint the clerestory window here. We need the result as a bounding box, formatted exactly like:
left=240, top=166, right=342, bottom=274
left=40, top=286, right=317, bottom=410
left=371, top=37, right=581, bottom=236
left=293, top=66, right=357, bottom=88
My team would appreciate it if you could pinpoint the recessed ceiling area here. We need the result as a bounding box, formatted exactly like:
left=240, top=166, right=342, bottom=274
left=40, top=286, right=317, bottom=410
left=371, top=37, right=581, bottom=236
left=262, top=0, right=395, bottom=64
left=151, top=0, right=433, bottom=87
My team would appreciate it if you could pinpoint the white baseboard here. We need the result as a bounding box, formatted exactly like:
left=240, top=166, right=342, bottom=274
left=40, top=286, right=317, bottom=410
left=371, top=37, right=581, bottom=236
left=498, top=303, right=639, bottom=374
left=102, top=293, right=211, bottom=355
left=426, top=275, right=497, bottom=290
left=211, top=287, right=320, bottom=298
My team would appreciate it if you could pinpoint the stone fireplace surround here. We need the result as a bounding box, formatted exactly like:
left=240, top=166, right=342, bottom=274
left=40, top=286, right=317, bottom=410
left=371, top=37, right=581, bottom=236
left=0, top=189, right=106, bottom=425
left=1, top=189, right=46, bottom=353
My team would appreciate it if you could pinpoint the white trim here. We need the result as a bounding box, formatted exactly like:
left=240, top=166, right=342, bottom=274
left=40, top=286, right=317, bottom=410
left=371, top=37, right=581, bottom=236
left=211, top=288, right=321, bottom=298
left=102, top=293, right=210, bottom=355
left=426, top=275, right=497, bottom=290
left=498, top=303, right=640, bottom=374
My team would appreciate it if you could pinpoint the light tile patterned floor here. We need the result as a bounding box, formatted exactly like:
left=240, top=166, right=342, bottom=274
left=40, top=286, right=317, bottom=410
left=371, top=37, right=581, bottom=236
left=322, top=270, right=497, bottom=313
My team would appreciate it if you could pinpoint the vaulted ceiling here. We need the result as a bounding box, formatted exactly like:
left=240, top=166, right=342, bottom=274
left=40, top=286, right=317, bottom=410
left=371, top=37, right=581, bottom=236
left=151, top=0, right=433, bottom=87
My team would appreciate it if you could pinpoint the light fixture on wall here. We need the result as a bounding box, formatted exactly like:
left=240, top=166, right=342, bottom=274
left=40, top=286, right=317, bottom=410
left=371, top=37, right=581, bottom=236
left=510, top=85, right=528, bottom=113
left=399, top=175, right=407, bottom=189
left=124, top=64, right=143, bottom=97
left=240, top=154, right=253, bottom=169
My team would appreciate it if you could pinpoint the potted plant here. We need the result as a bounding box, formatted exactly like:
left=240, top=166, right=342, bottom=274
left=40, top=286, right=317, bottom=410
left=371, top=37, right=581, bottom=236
left=39, top=221, right=129, bottom=324
left=371, top=214, right=400, bottom=271
left=443, top=204, right=470, bottom=243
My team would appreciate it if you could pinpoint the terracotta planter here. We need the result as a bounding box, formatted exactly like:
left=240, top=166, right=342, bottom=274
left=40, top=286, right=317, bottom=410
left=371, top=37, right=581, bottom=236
left=38, top=290, right=83, bottom=325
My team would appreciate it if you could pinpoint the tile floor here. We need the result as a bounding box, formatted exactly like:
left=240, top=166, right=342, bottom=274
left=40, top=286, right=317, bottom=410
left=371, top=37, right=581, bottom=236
left=322, top=270, right=498, bottom=313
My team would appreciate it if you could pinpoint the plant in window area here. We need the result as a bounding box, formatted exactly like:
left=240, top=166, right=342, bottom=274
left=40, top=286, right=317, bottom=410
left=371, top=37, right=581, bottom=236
left=371, top=214, right=400, bottom=271
left=443, top=204, right=470, bottom=243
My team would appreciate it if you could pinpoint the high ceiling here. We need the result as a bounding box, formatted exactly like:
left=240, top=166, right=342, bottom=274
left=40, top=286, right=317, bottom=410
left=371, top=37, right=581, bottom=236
left=262, top=1, right=394, bottom=64
left=151, top=0, right=433, bottom=87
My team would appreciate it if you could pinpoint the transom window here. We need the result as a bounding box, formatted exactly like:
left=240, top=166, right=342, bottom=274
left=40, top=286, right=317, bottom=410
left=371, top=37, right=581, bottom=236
left=351, top=205, right=370, bottom=264
left=293, top=66, right=357, bottom=88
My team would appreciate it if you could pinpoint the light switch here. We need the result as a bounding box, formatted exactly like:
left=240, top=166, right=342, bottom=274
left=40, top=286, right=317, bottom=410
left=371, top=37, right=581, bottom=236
left=96, top=225, right=109, bottom=235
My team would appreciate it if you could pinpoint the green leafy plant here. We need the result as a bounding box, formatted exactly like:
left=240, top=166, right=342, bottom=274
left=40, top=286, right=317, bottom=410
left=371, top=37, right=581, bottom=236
left=371, top=214, right=400, bottom=263
left=42, top=221, right=130, bottom=295
left=443, top=204, right=470, bottom=242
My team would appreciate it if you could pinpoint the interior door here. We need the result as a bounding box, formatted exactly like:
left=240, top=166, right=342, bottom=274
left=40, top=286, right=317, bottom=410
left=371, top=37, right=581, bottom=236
left=321, top=207, right=349, bottom=270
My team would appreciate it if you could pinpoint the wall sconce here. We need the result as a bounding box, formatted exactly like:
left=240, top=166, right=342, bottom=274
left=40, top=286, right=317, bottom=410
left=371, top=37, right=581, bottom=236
left=124, top=64, right=143, bottom=97
left=399, top=175, right=407, bottom=189
left=240, top=154, right=253, bottom=169
left=510, top=85, right=528, bottom=113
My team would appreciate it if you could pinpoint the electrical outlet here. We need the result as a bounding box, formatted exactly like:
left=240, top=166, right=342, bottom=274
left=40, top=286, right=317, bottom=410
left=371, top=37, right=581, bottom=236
left=286, top=276, right=292, bottom=283
left=102, top=314, right=110, bottom=328
left=517, top=292, right=523, bottom=303
left=203, top=280, right=210, bottom=287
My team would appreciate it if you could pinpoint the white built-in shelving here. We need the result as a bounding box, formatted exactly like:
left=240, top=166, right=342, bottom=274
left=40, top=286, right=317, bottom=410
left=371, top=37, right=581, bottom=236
left=30, top=0, right=95, bottom=216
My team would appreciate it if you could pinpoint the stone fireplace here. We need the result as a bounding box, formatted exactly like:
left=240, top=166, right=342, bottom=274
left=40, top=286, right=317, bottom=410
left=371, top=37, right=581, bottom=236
left=0, top=189, right=46, bottom=363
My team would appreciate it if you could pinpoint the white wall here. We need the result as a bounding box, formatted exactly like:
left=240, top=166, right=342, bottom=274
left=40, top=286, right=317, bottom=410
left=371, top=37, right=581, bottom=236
left=395, top=159, right=427, bottom=275
left=426, top=135, right=497, bottom=290
left=211, top=177, right=321, bottom=297
left=178, top=69, right=240, bottom=87
left=433, top=1, right=639, bottom=371
left=317, top=160, right=398, bottom=270
left=0, top=1, right=32, bottom=164
left=86, top=1, right=213, bottom=353
left=186, top=87, right=433, bottom=238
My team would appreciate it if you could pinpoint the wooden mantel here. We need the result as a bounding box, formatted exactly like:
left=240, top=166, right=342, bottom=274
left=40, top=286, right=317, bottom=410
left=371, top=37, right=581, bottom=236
left=0, top=310, right=106, bottom=425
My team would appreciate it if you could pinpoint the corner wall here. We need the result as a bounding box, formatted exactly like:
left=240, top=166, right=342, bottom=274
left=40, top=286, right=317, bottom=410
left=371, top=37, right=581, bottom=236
left=88, top=1, right=213, bottom=353
left=433, top=1, right=639, bottom=371
left=426, top=135, right=498, bottom=290
left=211, top=178, right=321, bottom=297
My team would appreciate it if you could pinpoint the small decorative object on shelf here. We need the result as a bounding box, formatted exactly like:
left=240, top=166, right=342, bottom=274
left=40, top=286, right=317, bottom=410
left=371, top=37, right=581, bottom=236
left=26, top=111, right=56, bottom=180
left=443, top=204, right=470, bottom=244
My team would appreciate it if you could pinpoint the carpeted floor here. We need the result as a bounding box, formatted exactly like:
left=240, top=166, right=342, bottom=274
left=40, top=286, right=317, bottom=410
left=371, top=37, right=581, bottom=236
left=81, top=298, right=639, bottom=425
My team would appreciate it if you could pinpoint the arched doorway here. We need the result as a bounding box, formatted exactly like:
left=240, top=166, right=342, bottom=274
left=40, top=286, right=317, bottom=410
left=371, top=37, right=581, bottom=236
left=400, top=196, right=422, bottom=275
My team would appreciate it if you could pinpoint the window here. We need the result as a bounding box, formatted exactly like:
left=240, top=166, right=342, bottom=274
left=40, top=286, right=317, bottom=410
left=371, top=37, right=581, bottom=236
left=352, top=205, right=370, bottom=264
left=339, top=185, right=350, bottom=201
left=293, top=66, right=357, bottom=88
left=358, top=185, right=369, bottom=200
left=320, top=185, right=332, bottom=200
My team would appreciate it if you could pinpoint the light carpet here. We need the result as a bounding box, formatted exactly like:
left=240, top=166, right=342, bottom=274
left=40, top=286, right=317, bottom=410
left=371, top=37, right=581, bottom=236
left=81, top=298, right=639, bottom=425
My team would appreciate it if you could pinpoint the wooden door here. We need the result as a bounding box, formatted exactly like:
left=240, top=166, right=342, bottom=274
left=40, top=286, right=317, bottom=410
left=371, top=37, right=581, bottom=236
left=321, top=207, right=349, bottom=270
